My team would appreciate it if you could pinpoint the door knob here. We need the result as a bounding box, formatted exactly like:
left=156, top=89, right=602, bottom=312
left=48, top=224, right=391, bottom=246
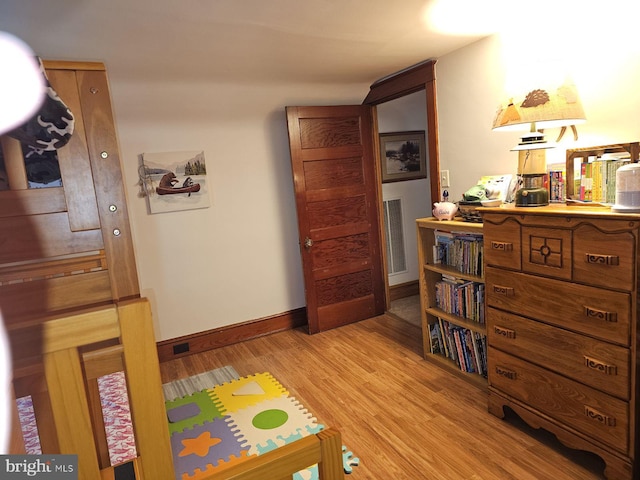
left=304, top=237, right=313, bottom=249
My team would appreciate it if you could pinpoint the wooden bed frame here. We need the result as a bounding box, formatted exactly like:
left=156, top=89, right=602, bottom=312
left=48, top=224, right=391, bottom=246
left=8, top=298, right=345, bottom=480
left=3, top=59, right=344, bottom=480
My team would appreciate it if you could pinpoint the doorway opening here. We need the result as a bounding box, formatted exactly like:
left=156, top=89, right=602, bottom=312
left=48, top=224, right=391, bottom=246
left=363, top=60, right=439, bottom=327
left=377, top=91, right=429, bottom=327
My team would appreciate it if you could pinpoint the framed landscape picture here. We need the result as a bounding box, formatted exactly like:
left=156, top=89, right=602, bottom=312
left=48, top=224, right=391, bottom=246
left=379, top=130, right=427, bottom=183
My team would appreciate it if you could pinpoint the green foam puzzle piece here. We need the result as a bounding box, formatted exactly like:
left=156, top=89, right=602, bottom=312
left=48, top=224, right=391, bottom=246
left=165, top=389, right=224, bottom=435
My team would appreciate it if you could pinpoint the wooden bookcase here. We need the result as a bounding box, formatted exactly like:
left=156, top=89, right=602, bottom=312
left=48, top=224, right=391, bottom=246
left=565, top=141, right=639, bottom=200
left=416, top=217, right=486, bottom=390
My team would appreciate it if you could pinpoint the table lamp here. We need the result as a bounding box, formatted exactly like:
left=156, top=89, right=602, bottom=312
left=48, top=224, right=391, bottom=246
left=493, top=81, right=586, bottom=206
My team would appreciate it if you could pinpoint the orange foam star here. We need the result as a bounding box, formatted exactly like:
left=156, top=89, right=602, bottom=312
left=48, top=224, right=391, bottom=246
left=179, top=431, right=222, bottom=457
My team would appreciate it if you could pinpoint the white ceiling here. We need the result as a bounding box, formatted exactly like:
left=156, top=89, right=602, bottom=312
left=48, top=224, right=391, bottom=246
left=0, top=0, right=489, bottom=84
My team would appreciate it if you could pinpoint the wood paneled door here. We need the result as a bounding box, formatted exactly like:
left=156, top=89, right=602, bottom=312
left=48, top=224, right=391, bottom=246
left=286, top=105, right=385, bottom=333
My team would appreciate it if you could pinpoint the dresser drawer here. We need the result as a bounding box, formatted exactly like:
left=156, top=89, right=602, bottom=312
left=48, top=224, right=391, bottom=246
left=487, top=307, right=630, bottom=399
left=521, top=225, right=572, bottom=281
left=482, top=214, right=521, bottom=270
left=486, top=266, right=631, bottom=346
left=488, top=348, right=629, bottom=454
left=573, top=223, right=635, bottom=291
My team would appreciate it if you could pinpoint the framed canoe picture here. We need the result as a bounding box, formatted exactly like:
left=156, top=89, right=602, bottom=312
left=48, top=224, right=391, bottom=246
left=140, top=150, right=211, bottom=214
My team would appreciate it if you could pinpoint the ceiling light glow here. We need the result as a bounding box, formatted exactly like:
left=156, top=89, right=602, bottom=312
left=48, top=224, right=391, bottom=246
left=424, top=0, right=509, bottom=36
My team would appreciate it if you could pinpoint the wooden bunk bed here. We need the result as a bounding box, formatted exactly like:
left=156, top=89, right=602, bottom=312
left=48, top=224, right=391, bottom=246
left=3, top=61, right=345, bottom=480
left=8, top=298, right=345, bottom=480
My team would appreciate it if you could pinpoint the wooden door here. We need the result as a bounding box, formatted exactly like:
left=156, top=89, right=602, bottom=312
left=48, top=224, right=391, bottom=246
left=286, top=105, right=385, bottom=333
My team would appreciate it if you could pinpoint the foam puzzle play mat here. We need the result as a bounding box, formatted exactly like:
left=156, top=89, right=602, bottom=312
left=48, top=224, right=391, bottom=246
left=165, top=372, right=360, bottom=479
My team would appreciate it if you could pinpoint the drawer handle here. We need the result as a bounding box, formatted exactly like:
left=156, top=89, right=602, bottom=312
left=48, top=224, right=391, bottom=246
left=491, top=241, right=513, bottom=252
left=493, top=285, right=514, bottom=296
left=583, top=306, right=618, bottom=323
left=584, top=356, right=617, bottom=375
left=494, top=326, right=516, bottom=339
left=584, top=405, right=616, bottom=427
left=585, top=253, right=619, bottom=266
left=495, top=365, right=517, bottom=380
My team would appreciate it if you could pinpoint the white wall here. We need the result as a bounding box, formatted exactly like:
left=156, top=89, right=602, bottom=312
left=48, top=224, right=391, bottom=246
left=436, top=32, right=640, bottom=202
left=111, top=78, right=369, bottom=340
left=116, top=27, right=640, bottom=340
left=377, top=90, right=431, bottom=286
left=87, top=32, right=640, bottom=341
left=8, top=5, right=638, bottom=343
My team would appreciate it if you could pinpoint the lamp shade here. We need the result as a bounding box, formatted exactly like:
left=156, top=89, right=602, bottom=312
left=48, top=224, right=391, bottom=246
left=493, top=82, right=586, bottom=132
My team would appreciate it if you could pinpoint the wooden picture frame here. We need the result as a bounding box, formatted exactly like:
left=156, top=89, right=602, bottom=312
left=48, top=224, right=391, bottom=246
left=379, top=130, right=427, bottom=183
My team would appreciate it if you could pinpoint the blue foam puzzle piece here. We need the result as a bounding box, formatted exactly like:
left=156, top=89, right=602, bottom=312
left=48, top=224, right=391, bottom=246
left=342, top=445, right=360, bottom=474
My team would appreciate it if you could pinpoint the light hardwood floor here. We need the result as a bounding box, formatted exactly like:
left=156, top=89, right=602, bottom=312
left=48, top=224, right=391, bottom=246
left=159, top=314, right=606, bottom=480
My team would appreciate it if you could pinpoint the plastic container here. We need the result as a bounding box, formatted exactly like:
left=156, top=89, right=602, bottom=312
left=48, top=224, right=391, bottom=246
left=613, top=163, right=640, bottom=212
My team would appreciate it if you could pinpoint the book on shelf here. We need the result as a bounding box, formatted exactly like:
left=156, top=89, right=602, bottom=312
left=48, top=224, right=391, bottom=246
left=438, top=317, right=449, bottom=358
left=469, top=330, right=487, bottom=377
left=441, top=274, right=468, bottom=284
left=435, top=280, right=484, bottom=323
left=464, top=329, right=477, bottom=374
left=469, top=331, right=482, bottom=374
left=433, top=230, right=483, bottom=276
left=547, top=163, right=566, bottom=203
left=432, top=230, right=454, bottom=265
left=571, top=154, right=629, bottom=203
left=452, top=329, right=467, bottom=372
left=480, top=334, right=488, bottom=377
left=429, top=322, right=443, bottom=355
left=440, top=320, right=457, bottom=363
left=460, top=329, right=475, bottom=373
left=431, top=319, right=487, bottom=376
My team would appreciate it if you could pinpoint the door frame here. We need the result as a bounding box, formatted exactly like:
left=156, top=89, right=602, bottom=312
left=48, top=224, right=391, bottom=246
left=362, top=59, right=440, bottom=307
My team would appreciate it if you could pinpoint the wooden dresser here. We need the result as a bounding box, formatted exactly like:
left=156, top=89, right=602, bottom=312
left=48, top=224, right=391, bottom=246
left=481, top=205, right=639, bottom=480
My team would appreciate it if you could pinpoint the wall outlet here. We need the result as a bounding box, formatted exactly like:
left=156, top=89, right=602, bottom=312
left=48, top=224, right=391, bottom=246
left=441, top=170, right=450, bottom=188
